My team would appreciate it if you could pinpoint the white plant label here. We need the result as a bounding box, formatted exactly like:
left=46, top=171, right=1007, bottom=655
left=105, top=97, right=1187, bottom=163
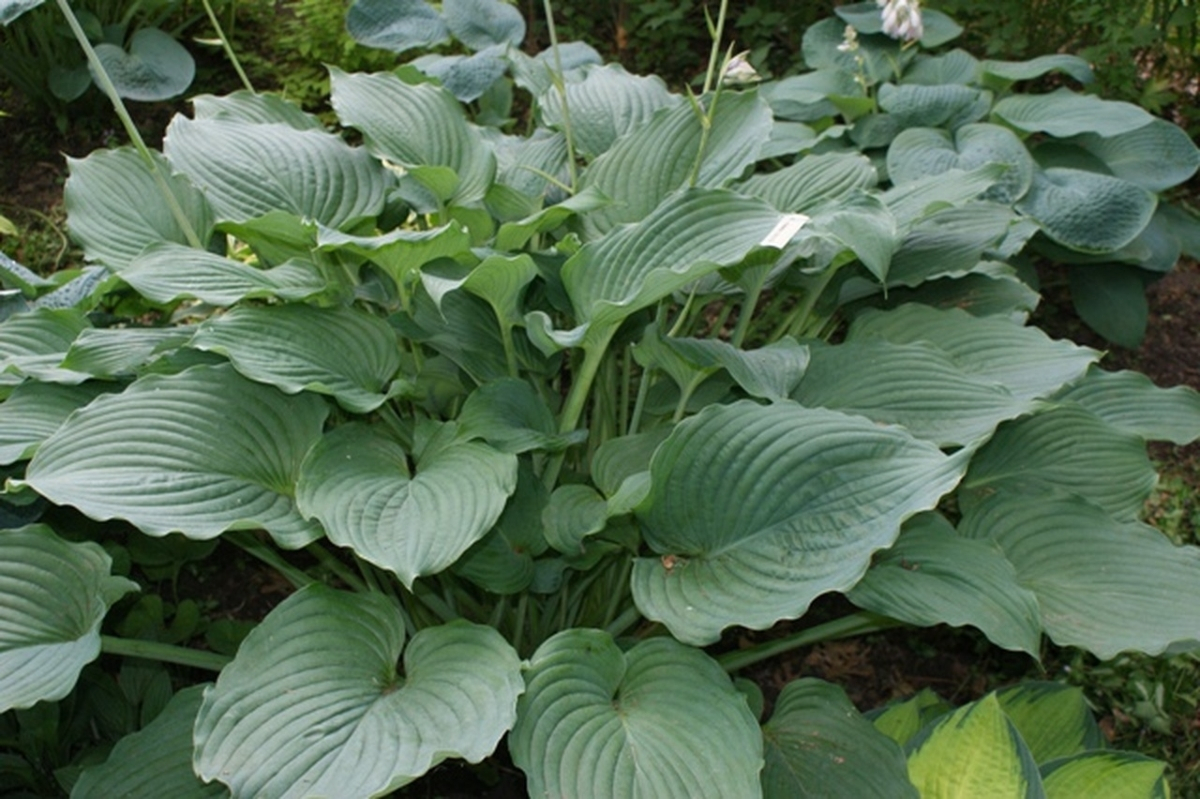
left=761, top=214, right=810, bottom=248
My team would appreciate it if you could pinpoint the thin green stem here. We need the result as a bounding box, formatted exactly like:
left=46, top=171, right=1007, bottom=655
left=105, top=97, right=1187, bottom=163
left=200, top=0, right=253, bottom=92
left=700, top=0, right=732, bottom=96
left=500, top=322, right=520, bottom=378
left=628, top=363, right=653, bottom=435
left=542, top=330, right=615, bottom=488
left=542, top=0, right=578, bottom=191
left=619, top=346, right=633, bottom=436
left=306, top=542, right=368, bottom=593
left=603, top=604, right=643, bottom=638
left=784, top=266, right=839, bottom=340
left=226, top=532, right=313, bottom=590
left=101, top=636, right=230, bottom=672
left=54, top=0, right=202, bottom=249
left=716, top=611, right=903, bottom=673
left=672, top=378, right=701, bottom=423
left=729, top=281, right=764, bottom=349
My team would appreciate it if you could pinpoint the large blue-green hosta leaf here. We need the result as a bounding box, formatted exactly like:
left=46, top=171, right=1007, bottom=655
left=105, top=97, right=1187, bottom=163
left=960, top=406, right=1156, bottom=522
left=577, top=91, right=772, bottom=238
left=60, top=327, right=193, bottom=379
left=190, top=303, right=402, bottom=413
left=631, top=401, right=965, bottom=645
left=195, top=586, right=523, bottom=798
left=1053, top=367, right=1200, bottom=445
left=510, top=630, right=762, bottom=799
left=120, top=242, right=328, bottom=305
left=847, top=513, right=1042, bottom=655
left=888, top=123, right=1034, bottom=203
left=848, top=305, right=1098, bottom=401
left=295, top=423, right=517, bottom=586
left=0, top=381, right=111, bottom=464
left=92, top=28, right=194, bottom=102
left=65, top=148, right=213, bottom=271
left=539, top=64, right=680, bottom=158
left=737, top=152, right=878, bottom=213
left=992, top=89, right=1154, bottom=138
left=346, top=0, right=448, bottom=53
left=443, top=0, right=524, bottom=50
left=72, top=685, right=228, bottom=798
left=0, top=525, right=137, bottom=712
left=163, top=116, right=387, bottom=227
left=20, top=364, right=327, bottom=547
left=0, top=0, right=43, bottom=24
left=906, top=694, right=1045, bottom=798
left=0, top=307, right=92, bottom=385
left=762, top=679, right=916, bottom=798
left=192, top=90, right=323, bottom=130
left=1017, top=168, right=1156, bottom=253
left=330, top=68, right=495, bottom=205
left=1075, top=118, right=1200, bottom=192
left=960, top=491, right=1200, bottom=659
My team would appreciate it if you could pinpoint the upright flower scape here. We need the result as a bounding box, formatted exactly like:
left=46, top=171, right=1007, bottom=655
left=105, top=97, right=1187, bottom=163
left=1, top=0, right=1199, bottom=795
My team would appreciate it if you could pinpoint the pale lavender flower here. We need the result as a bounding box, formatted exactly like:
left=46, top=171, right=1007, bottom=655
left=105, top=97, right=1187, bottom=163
left=836, top=25, right=860, bottom=53
left=722, top=51, right=761, bottom=86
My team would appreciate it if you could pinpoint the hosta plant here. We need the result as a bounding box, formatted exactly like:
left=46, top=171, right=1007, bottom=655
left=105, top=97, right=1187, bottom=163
left=2, top=0, right=1200, bottom=795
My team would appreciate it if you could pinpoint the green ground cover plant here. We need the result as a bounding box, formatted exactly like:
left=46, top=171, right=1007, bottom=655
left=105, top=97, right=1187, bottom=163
left=1, top=0, right=1200, bottom=794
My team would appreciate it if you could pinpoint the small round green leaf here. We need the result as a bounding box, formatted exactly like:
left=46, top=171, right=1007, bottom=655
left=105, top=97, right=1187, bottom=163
left=510, top=630, right=762, bottom=799
left=92, top=28, right=194, bottom=101
left=762, top=678, right=916, bottom=798
left=195, top=586, right=523, bottom=797
left=0, top=525, right=137, bottom=712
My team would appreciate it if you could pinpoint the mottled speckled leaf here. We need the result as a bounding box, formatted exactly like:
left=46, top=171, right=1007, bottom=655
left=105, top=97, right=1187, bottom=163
left=92, top=28, right=194, bottom=102
left=195, top=587, right=522, bottom=798
left=510, top=630, right=762, bottom=799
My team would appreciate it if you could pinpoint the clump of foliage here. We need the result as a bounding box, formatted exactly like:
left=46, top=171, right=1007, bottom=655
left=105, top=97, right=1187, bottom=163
left=1, top=0, right=1200, bottom=795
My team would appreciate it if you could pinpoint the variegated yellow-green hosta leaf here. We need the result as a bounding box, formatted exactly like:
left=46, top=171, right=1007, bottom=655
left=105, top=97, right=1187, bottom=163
left=1040, top=752, right=1169, bottom=799
left=20, top=363, right=327, bottom=548
left=960, top=490, right=1200, bottom=659
left=194, top=586, right=523, bottom=798
left=295, top=423, right=517, bottom=587
left=64, top=148, right=213, bottom=271
left=847, top=513, right=1042, bottom=655
left=906, top=694, right=1044, bottom=798
left=631, top=400, right=965, bottom=645
left=510, top=630, right=762, bottom=799
left=870, top=689, right=952, bottom=747
left=762, top=679, right=916, bottom=798
left=0, top=525, right=137, bottom=712
left=995, top=683, right=1105, bottom=764
left=72, top=685, right=228, bottom=798
left=190, top=303, right=402, bottom=413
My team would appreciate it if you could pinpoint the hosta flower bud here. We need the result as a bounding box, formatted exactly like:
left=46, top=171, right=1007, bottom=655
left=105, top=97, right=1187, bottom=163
left=722, top=51, right=761, bottom=86
left=877, top=0, right=924, bottom=42
left=836, top=25, right=860, bottom=53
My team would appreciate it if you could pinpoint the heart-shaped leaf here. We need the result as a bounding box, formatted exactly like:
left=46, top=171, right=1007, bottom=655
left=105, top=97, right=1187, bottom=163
left=0, top=525, right=137, bottom=712
left=195, top=586, right=523, bottom=797
left=21, top=363, right=328, bottom=547
left=888, top=124, right=1034, bottom=203
left=295, top=423, right=517, bottom=587
left=1017, top=168, right=1156, bottom=254
left=443, top=0, right=524, bottom=50
left=92, top=28, right=195, bottom=101
left=190, top=303, right=402, bottom=413
left=632, top=400, right=964, bottom=644
left=510, top=630, right=762, bottom=798
left=762, top=678, right=916, bottom=798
